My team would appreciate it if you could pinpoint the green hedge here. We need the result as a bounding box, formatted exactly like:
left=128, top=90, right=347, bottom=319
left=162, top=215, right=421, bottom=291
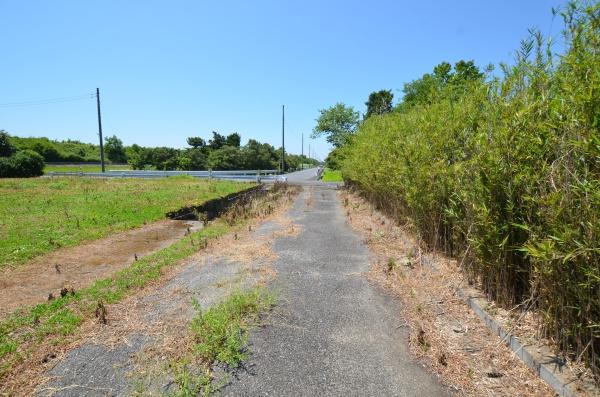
left=343, top=3, right=600, bottom=374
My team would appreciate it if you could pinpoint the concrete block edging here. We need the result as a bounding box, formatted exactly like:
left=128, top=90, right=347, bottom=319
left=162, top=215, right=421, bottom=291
left=456, top=288, right=594, bottom=397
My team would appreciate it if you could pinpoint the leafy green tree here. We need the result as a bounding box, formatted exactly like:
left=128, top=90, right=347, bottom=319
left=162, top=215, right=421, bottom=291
left=400, top=60, right=483, bottom=109
left=433, top=62, right=452, bottom=83
left=126, top=144, right=151, bottom=169
left=207, top=146, right=244, bottom=170
left=226, top=133, right=241, bottom=148
left=325, top=147, right=346, bottom=170
left=209, top=131, right=227, bottom=150
left=242, top=139, right=278, bottom=170
left=186, top=136, right=206, bottom=149
left=453, top=60, right=483, bottom=83
left=0, top=130, right=16, bottom=157
left=312, top=103, right=360, bottom=148
left=150, top=147, right=180, bottom=170
left=178, top=148, right=207, bottom=170
left=104, top=135, right=127, bottom=163
left=364, top=90, right=394, bottom=119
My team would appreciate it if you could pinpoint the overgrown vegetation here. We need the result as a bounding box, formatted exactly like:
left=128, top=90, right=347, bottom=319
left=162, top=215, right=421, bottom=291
left=0, top=177, right=250, bottom=267
left=340, top=2, right=600, bottom=377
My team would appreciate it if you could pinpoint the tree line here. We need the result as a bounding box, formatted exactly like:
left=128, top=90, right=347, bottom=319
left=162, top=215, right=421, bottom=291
left=3, top=131, right=317, bottom=173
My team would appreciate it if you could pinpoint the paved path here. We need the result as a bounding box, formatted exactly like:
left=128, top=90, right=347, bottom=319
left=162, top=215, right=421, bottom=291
left=36, top=181, right=447, bottom=396
left=220, top=184, right=447, bottom=396
left=284, top=168, right=320, bottom=183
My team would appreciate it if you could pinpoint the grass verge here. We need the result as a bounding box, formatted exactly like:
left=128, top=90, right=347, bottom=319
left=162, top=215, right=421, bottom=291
left=321, top=168, right=342, bottom=182
left=0, top=176, right=251, bottom=268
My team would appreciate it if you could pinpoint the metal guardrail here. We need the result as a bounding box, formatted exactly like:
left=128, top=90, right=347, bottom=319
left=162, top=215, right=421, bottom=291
left=45, top=169, right=279, bottom=181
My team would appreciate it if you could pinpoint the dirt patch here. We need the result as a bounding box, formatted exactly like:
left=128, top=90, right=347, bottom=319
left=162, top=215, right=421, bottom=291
left=0, top=219, right=202, bottom=318
left=339, top=189, right=558, bottom=397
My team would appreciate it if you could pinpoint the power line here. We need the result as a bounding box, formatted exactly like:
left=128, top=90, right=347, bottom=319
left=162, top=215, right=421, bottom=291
left=0, top=93, right=95, bottom=108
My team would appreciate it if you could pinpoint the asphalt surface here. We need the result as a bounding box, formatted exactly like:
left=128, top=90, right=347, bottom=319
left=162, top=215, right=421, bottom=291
left=284, top=168, right=320, bottom=183
left=219, top=184, right=448, bottom=396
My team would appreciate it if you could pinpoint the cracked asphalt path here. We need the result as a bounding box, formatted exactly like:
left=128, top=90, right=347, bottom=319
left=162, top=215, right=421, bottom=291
left=220, top=183, right=448, bottom=396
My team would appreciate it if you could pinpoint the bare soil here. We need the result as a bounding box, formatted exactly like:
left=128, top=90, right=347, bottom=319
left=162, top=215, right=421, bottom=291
left=0, top=219, right=202, bottom=318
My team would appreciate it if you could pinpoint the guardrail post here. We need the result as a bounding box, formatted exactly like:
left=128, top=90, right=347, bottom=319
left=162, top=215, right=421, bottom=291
left=209, top=169, right=212, bottom=180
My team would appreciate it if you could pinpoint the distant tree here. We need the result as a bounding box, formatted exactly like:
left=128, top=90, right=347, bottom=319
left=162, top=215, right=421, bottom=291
left=433, top=62, right=452, bottom=83
left=178, top=148, right=207, bottom=170
left=400, top=60, right=483, bottom=109
left=150, top=147, right=180, bottom=170
left=453, top=60, right=483, bottom=83
left=225, top=132, right=241, bottom=148
left=126, top=144, right=150, bottom=170
left=207, top=146, right=244, bottom=170
left=209, top=131, right=227, bottom=150
left=186, top=136, right=206, bottom=149
left=311, top=103, right=360, bottom=148
left=0, top=130, right=16, bottom=157
left=364, top=90, right=394, bottom=119
left=242, top=139, right=278, bottom=170
left=104, top=135, right=127, bottom=163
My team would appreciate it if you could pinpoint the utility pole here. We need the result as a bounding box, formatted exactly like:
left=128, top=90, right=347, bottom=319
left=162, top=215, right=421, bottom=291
left=281, top=105, right=285, bottom=174
left=96, top=88, right=105, bottom=173
left=301, top=133, right=304, bottom=170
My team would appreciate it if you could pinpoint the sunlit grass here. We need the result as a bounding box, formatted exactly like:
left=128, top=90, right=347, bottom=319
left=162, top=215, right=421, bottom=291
left=0, top=176, right=252, bottom=268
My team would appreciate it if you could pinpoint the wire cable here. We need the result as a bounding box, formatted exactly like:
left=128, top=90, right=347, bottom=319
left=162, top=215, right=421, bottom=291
left=0, top=93, right=95, bottom=108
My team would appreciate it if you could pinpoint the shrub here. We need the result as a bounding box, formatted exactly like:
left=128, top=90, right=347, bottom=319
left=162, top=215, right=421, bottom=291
left=0, top=150, right=45, bottom=178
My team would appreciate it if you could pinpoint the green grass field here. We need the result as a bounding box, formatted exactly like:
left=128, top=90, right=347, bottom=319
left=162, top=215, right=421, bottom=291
left=44, top=164, right=132, bottom=173
left=321, top=168, right=343, bottom=182
left=0, top=177, right=252, bottom=268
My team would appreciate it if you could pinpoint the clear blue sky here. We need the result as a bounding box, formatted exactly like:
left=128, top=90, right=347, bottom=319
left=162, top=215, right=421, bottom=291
left=0, top=0, right=566, bottom=160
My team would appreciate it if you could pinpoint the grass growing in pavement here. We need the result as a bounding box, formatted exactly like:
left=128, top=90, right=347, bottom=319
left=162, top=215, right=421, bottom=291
left=0, top=176, right=252, bottom=268
left=190, top=288, right=274, bottom=366
left=168, top=288, right=275, bottom=397
left=321, top=168, right=343, bottom=182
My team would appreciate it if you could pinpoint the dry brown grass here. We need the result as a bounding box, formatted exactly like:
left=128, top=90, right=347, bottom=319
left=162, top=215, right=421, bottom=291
left=340, top=189, right=557, bottom=397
